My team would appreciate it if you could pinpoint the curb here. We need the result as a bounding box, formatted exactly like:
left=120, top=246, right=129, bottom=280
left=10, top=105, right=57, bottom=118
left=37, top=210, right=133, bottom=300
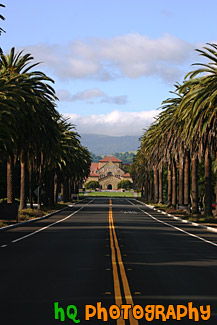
left=134, top=199, right=217, bottom=234
left=0, top=199, right=85, bottom=233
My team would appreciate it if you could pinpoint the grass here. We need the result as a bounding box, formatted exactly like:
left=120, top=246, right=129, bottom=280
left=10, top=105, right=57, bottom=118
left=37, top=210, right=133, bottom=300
left=80, top=191, right=140, bottom=197
left=19, top=208, right=45, bottom=221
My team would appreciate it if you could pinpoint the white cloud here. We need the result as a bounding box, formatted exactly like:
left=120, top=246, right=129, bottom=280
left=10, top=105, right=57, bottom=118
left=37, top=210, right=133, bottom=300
left=22, top=33, right=194, bottom=82
left=65, top=110, right=158, bottom=136
left=57, top=88, right=128, bottom=105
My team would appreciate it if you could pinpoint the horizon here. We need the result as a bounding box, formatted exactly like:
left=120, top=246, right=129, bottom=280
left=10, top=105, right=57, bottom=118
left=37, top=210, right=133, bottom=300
left=80, top=133, right=140, bottom=137
left=80, top=134, right=140, bottom=155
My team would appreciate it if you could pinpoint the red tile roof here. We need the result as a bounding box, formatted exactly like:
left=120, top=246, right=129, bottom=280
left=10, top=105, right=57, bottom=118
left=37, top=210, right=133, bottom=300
left=99, top=155, right=122, bottom=163
left=90, top=163, right=99, bottom=171
left=122, top=173, right=131, bottom=177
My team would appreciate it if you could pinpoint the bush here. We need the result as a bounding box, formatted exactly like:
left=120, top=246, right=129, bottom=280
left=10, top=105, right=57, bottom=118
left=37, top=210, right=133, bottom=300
left=85, top=181, right=100, bottom=190
left=117, top=180, right=133, bottom=190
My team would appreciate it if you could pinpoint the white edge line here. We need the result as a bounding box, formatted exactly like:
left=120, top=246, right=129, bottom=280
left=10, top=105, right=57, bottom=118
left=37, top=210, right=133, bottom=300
left=126, top=199, right=217, bottom=248
left=133, top=199, right=217, bottom=234
left=6, top=198, right=95, bottom=245
left=0, top=198, right=88, bottom=232
left=11, top=207, right=84, bottom=243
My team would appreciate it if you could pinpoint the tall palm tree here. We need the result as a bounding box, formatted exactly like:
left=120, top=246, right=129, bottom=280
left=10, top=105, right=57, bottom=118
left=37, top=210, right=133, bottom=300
left=179, top=43, right=217, bottom=215
left=0, top=73, right=28, bottom=203
left=0, top=48, right=60, bottom=209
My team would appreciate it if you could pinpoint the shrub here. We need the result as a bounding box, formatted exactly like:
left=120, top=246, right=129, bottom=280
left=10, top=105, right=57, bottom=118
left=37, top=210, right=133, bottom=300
left=85, top=181, right=100, bottom=190
left=117, top=180, right=133, bottom=190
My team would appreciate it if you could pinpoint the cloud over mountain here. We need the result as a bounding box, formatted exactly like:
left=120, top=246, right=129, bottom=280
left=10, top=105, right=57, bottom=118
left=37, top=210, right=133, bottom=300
left=65, top=109, right=158, bottom=136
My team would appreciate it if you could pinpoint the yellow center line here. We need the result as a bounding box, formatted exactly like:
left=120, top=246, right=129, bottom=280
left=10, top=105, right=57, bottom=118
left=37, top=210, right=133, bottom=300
left=109, top=207, right=125, bottom=324
left=109, top=199, right=139, bottom=325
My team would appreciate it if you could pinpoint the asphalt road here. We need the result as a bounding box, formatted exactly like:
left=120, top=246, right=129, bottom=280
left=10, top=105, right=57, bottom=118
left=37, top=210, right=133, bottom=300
left=0, top=198, right=217, bottom=324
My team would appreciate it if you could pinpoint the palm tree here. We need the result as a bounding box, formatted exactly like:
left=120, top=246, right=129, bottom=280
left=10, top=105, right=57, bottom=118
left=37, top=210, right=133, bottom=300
left=134, top=43, right=217, bottom=216
left=0, top=48, right=60, bottom=209
left=179, top=43, right=217, bottom=215
left=0, top=73, right=28, bottom=203
left=130, top=149, right=150, bottom=200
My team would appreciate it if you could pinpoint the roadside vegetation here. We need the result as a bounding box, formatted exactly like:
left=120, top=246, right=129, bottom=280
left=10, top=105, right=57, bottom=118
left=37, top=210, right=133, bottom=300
left=137, top=200, right=217, bottom=227
left=117, top=179, right=133, bottom=190
left=0, top=4, right=91, bottom=226
left=84, top=181, right=100, bottom=190
left=131, top=43, right=217, bottom=220
left=80, top=191, right=138, bottom=198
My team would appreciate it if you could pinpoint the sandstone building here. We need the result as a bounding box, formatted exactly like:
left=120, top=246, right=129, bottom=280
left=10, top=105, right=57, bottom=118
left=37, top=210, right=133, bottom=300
left=86, top=155, right=133, bottom=190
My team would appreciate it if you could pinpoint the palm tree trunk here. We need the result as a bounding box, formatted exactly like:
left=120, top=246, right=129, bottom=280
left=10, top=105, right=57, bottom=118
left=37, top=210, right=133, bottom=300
left=145, top=182, right=148, bottom=202
left=63, top=176, right=69, bottom=203
left=192, top=154, right=199, bottom=214
left=167, top=164, right=172, bottom=206
left=153, top=167, right=159, bottom=203
left=49, top=171, right=55, bottom=206
left=43, top=172, right=49, bottom=207
left=184, top=151, right=190, bottom=206
left=172, top=159, right=177, bottom=209
left=68, top=178, right=72, bottom=201
left=149, top=173, right=154, bottom=203
left=38, top=152, right=43, bottom=210
left=204, top=148, right=213, bottom=216
left=61, top=182, right=64, bottom=201
left=19, top=151, right=26, bottom=210
left=74, top=181, right=79, bottom=195
left=7, top=155, right=14, bottom=203
left=216, top=152, right=217, bottom=215
left=178, top=157, right=184, bottom=205
left=141, top=185, right=144, bottom=198
left=29, top=162, right=33, bottom=209
left=54, top=173, right=58, bottom=204
left=216, top=180, right=217, bottom=215
left=158, top=164, right=163, bottom=204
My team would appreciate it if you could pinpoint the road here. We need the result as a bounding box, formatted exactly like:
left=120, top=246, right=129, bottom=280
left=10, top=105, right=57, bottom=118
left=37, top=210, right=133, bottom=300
left=0, top=198, right=217, bottom=324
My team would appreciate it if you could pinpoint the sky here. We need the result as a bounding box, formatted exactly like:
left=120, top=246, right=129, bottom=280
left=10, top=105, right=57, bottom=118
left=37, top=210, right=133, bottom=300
left=1, top=0, right=217, bottom=136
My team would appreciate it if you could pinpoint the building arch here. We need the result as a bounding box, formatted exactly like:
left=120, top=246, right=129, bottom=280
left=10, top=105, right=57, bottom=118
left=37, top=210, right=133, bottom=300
left=107, top=184, right=112, bottom=190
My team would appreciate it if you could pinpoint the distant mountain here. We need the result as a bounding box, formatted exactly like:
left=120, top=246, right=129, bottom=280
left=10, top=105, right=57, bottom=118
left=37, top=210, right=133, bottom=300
left=80, top=134, right=140, bottom=155
left=91, top=152, right=136, bottom=164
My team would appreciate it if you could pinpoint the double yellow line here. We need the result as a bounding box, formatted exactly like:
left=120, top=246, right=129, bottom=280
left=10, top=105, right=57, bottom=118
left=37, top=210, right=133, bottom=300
left=109, top=199, right=138, bottom=325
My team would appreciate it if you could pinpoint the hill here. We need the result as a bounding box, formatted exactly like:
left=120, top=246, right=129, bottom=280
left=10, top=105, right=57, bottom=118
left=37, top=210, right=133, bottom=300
left=91, top=152, right=136, bottom=164
left=80, top=134, right=140, bottom=155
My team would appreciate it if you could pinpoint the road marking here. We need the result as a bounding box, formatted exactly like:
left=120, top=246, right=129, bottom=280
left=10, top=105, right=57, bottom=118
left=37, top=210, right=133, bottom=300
left=109, top=200, right=138, bottom=325
left=109, top=206, right=124, bottom=324
left=12, top=207, right=84, bottom=243
left=2, top=199, right=95, bottom=246
left=127, top=199, right=217, bottom=248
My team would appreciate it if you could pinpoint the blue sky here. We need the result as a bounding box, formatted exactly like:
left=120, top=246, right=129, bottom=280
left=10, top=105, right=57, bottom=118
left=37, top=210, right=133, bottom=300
left=1, top=0, right=217, bottom=135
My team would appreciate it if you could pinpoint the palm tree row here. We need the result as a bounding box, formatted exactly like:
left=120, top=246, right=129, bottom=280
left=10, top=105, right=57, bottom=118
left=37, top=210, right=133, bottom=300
left=131, top=43, right=217, bottom=216
left=0, top=48, right=91, bottom=210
